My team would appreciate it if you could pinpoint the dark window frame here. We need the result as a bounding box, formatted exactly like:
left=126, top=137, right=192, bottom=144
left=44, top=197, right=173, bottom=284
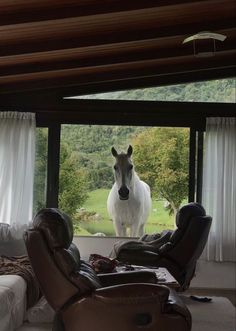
left=46, top=123, right=197, bottom=208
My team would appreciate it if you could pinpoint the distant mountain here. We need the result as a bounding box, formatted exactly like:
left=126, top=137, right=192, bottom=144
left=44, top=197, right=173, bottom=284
left=77, top=78, right=235, bottom=103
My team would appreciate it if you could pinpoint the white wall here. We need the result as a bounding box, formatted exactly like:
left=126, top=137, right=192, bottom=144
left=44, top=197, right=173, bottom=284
left=73, top=236, right=134, bottom=259
left=73, top=236, right=236, bottom=290
left=191, top=259, right=236, bottom=289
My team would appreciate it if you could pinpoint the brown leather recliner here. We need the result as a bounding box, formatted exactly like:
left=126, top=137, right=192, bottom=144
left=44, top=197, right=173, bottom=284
left=110, top=203, right=212, bottom=291
left=24, top=208, right=192, bottom=331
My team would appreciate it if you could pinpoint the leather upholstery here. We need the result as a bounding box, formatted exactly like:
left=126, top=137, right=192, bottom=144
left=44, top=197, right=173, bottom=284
left=24, top=208, right=192, bottom=331
left=33, top=208, right=73, bottom=249
left=111, top=203, right=212, bottom=290
left=0, top=222, right=27, bottom=255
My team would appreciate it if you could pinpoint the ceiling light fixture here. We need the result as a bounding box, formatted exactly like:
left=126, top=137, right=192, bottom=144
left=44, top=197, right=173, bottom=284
left=183, top=31, right=227, bottom=57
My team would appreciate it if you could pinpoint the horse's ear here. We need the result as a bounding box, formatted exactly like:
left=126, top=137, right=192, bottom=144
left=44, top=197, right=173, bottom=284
left=127, top=145, right=133, bottom=157
left=111, top=147, right=118, bottom=157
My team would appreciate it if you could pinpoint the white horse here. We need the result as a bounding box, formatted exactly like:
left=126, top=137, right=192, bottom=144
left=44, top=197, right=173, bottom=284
left=107, top=145, right=152, bottom=237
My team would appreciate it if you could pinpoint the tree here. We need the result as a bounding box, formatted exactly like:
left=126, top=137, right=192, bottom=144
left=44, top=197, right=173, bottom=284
left=88, top=161, right=113, bottom=189
left=132, top=127, right=189, bottom=215
left=33, top=128, right=48, bottom=214
left=33, top=130, right=89, bottom=217
left=59, top=143, right=89, bottom=216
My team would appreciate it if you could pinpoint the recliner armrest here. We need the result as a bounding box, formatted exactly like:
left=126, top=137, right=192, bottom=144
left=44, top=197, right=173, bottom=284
left=98, top=270, right=157, bottom=287
left=94, top=283, right=169, bottom=302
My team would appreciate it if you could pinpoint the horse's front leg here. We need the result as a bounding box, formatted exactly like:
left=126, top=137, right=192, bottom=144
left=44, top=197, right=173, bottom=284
left=137, top=223, right=145, bottom=237
left=130, top=222, right=145, bottom=238
left=113, top=220, right=127, bottom=237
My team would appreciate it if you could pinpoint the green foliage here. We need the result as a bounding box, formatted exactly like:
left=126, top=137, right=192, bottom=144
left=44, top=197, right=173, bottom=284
left=80, top=78, right=235, bottom=103
left=88, top=161, right=113, bottom=190
left=73, top=222, right=92, bottom=235
left=59, top=142, right=89, bottom=216
left=132, top=128, right=189, bottom=214
left=33, top=128, right=48, bottom=214
left=34, top=130, right=90, bottom=217
left=60, top=125, right=143, bottom=189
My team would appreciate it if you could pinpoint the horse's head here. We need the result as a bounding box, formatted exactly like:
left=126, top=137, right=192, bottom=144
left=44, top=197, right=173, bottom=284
left=111, top=145, right=134, bottom=200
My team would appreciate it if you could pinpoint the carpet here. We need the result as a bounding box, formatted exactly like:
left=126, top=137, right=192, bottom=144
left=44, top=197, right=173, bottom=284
left=181, top=295, right=236, bottom=331
left=16, top=296, right=236, bottom=331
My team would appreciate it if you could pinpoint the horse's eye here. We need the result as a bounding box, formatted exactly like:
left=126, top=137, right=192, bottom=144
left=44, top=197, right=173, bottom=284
left=114, top=165, right=118, bottom=171
left=129, top=164, right=133, bottom=170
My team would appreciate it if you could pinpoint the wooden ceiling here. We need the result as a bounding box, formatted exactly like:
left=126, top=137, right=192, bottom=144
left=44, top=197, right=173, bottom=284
left=0, top=0, right=235, bottom=99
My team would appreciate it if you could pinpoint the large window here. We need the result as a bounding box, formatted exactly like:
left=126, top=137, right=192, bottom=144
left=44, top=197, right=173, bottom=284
left=59, top=125, right=189, bottom=236
left=33, top=79, right=235, bottom=237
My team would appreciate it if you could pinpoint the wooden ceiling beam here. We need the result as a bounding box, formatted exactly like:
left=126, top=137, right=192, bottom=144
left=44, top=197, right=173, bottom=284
left=0, top=0, right=215, bottom=25
left=1, top=28, right=235, bottom=76
left=0, top=66, right=235, bottom=105
left=0, top=67, right=234, bottom=100
left=0, top=36, right=190, bottom=75
left=59, top=68, right=236, bottom=98
left=0, top=1, right=235, bottom=96
left=1, top=1, right=235, bottom=56
left=0, top=51, right=235, bottom=94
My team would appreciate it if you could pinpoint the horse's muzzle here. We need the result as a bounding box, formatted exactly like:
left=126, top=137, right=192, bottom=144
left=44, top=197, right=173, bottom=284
left=119, top=196, right=129, bottom=200
left=118, top=186, right=129, bottom=200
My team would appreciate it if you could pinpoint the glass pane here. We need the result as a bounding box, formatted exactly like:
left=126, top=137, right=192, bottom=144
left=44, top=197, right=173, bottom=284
left=33, top=128, right=48, bottom=214
left=67, top=78, right=235, bottom=103
left=60, top=125, right=189, bottom=237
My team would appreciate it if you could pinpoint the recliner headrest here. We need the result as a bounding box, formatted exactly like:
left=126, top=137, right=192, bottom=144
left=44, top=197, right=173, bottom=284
left=176, top=203, right=206, bottom=229
left=33, top=208, right=73, bottom=249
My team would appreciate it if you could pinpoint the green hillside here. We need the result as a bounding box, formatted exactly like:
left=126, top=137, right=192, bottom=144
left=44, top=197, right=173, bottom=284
left=78, top=78, right=235, bottom=103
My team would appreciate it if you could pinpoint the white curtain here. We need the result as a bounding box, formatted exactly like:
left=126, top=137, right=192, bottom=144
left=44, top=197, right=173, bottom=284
left=202, top=117, right=236, bottom=262
left=0, top=112, right=36, bottom=239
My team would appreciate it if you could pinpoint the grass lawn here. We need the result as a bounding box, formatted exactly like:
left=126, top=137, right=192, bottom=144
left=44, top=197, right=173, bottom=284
left=75, top=188, right=175, bottom=236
